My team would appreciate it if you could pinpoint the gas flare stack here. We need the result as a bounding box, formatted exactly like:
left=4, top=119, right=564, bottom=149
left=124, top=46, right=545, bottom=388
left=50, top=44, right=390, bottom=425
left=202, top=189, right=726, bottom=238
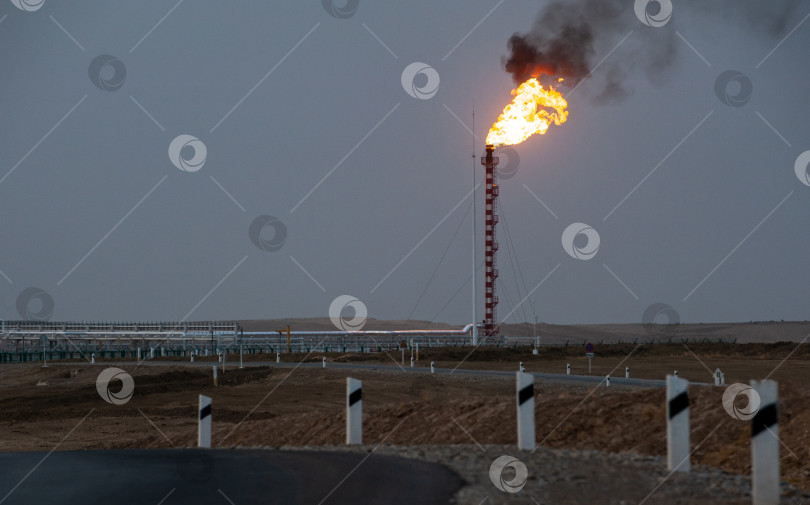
left=481, top=144, right=500, bottom=337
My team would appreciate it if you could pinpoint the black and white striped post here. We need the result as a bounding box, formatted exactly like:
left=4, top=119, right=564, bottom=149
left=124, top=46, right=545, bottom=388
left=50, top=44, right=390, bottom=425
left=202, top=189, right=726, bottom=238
left=605, top=374, right=610, bottom=387
left=198, top=394, right=212, bottom=448
left=625, top=367, right=630, bottom=378
left=410, top=356, right=414, bottom=368
left=566, top=363, right=570, bottom=375
left=346, top=378, right=362, bottom=445
left=322, top=357, right=326, bottom=368
left=430, top=362, right=435, bottom=374
left=751, top=379, right=779, bottom=505
left=516, top=371, right=535, bottom=450
left=666, top=374, right=690, bottom=472
left=519, top=361, right=525, bottom=373
left=276, top=352, right=280, bottom=363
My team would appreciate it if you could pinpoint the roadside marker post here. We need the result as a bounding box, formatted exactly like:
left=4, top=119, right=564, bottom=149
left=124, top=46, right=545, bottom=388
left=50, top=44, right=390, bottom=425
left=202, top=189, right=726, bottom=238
left=585, top=343, right=594, bottom=373
left=322, top=357, right=326, bottom=368
left=625, top=367, right=630, bottom=379
left=519, top=361, right=525, bottom=373
left=212, top=365, right=218, bottom=387
left=751, top=380, right=779, bottom=505
left=190, top=353, right=194, bottom=363
left=276, top=352, right=280, bottom=363
left=198, top=395, right=212, bottom=448
left=666, top=375, right=690, bottom=472
left=346, top=378, right=362, bottom=445
left=430, top=362, right=435, bottom=374
left=516, top=371, right=535, bottom=450
left=410, top=356, right=414, bottom=368
left=566, top=363, right=570, bottom=375
left=674, top=370, right=678, bottom=377
left=606, top=375, right=610, bottom=387
left=91, top=353, right=95, bottom=364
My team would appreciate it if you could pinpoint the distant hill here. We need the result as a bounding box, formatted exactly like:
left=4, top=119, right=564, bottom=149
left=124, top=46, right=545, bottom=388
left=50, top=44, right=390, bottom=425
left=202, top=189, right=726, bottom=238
left=238, top=318, right=810, bottom=344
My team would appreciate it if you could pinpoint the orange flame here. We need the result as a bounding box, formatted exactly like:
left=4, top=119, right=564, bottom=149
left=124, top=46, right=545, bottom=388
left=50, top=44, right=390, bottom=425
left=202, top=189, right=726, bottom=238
left=486, top=78, right=568, bottom=146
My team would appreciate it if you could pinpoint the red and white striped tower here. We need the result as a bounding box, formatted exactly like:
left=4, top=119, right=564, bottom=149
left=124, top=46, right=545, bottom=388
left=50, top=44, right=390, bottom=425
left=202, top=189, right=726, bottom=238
left=481, top=144, right=500, bottom=337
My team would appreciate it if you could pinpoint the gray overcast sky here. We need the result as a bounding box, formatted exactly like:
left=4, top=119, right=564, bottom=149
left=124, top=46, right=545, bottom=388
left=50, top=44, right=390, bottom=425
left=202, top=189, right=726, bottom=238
left=1, top=1, right=809, bottom=326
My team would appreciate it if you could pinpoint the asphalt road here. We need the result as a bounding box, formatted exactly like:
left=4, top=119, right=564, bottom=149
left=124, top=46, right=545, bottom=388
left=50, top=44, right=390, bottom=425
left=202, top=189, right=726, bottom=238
left=0, top=449, right=463, bottom=505
left=52, top=360, right=709, bottom=388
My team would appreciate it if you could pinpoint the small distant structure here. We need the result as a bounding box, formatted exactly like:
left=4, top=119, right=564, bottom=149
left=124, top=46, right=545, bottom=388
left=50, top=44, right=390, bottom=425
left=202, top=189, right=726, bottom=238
left=714, top=368, right=726, bottom=386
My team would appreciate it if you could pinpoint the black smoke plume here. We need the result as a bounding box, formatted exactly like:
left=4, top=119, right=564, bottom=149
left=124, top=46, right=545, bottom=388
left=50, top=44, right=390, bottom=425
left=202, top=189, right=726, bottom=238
left=503, top=0, right=804, bottom=103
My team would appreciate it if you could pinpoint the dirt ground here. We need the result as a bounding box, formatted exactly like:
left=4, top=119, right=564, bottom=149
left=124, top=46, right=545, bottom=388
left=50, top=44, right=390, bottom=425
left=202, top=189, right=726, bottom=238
left=0, top=343, right=808, bottom=493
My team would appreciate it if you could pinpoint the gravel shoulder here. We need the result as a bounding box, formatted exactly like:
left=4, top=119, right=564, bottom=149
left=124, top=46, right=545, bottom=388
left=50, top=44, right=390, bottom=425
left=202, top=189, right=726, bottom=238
left=275, top=444, right=810, bottom=505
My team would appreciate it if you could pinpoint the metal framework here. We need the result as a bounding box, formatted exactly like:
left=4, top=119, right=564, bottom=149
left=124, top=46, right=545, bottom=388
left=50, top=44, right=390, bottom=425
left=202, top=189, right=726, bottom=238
left=481, top=145, right=499, bottom=336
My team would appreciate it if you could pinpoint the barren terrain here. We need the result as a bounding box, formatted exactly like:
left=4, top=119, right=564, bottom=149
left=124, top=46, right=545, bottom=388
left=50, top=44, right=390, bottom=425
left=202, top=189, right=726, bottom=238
left=0, top=343, right=808, bottom=498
